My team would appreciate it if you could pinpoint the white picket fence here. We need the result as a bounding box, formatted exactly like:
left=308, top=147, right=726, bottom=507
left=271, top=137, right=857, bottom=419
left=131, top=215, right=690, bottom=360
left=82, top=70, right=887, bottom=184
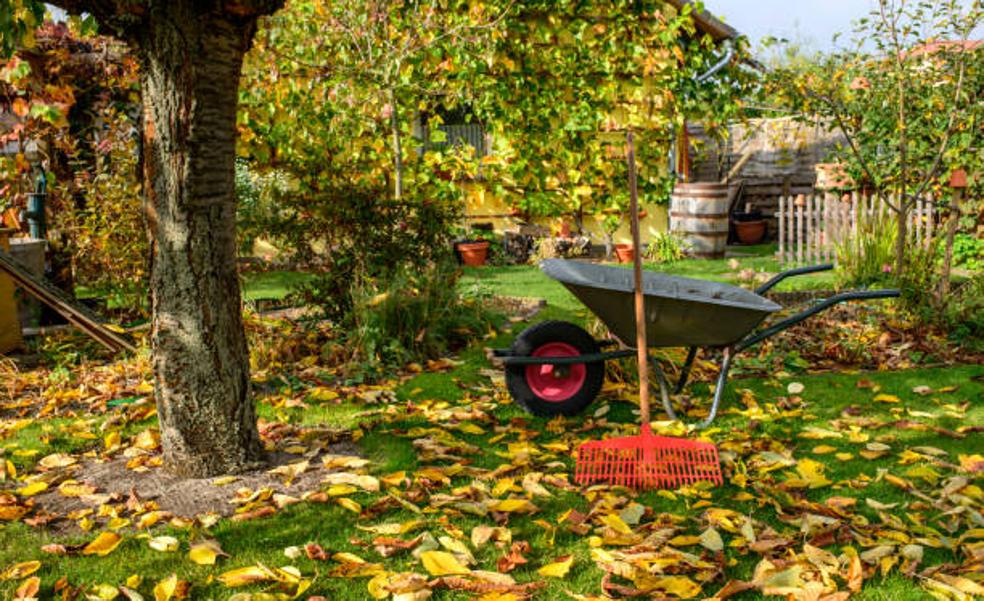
left=777, top=192, right=937, bottom=266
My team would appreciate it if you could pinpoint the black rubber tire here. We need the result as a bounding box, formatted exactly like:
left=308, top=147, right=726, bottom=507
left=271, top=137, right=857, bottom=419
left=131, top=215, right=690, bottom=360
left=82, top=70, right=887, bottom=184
left=505, top=320, right=604, bottom=417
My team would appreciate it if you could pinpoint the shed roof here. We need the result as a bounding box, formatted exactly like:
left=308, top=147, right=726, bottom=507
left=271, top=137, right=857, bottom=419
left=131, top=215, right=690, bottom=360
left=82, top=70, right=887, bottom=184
left=666, top=0, right=740, bottom=42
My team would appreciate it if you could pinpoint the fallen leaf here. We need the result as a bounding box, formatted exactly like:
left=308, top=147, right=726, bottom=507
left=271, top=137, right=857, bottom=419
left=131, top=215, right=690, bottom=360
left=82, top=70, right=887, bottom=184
left=537, top=555, right=573, bottom=578
left=188, top=540, right=227, bottom=565
left=148, top=536, right=179, bottom=552
left=420, top=551, right=470, bottom=576
left=83, top=532, right=123, bottom=557
left=1, top=560, right=41, bottom=580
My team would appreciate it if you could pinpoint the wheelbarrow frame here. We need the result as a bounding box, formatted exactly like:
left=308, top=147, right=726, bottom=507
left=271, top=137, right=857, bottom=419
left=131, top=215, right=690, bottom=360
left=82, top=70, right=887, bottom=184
left=495, top=262, right=900, bottom=428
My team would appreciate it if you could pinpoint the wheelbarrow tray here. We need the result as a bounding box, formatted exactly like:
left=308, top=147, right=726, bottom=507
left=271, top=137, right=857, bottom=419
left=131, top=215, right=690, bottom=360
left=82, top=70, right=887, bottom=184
left=541, top=259, right=781, bottom=348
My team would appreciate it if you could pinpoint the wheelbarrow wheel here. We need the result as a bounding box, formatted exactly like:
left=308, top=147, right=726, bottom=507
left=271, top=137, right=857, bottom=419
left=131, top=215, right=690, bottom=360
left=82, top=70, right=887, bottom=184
left=506, top=320, right=604, bottom=416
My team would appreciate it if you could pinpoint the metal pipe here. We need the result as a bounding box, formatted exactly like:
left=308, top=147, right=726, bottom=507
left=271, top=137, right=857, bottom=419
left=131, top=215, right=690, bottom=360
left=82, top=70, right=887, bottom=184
left=671, top=40, right=736, bottom=177
left=24, top=169, right=46, bottom=240
left=696, top=40, right=736, bottom=84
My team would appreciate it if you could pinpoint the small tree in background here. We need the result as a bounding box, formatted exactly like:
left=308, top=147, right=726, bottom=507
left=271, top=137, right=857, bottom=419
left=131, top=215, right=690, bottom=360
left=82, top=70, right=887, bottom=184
left=767, top=0, right=982, bottom=279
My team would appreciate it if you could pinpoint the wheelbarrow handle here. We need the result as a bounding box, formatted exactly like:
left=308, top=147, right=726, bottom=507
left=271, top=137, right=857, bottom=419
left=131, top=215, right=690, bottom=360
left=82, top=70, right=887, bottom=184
left=735, top=288, right=900, bottom=352
left=755, top=263, right=834, bottom=295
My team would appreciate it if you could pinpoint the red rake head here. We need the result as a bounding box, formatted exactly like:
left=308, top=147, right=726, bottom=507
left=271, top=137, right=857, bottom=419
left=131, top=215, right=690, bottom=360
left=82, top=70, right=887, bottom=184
left=574, top=426, right=722, bottom=490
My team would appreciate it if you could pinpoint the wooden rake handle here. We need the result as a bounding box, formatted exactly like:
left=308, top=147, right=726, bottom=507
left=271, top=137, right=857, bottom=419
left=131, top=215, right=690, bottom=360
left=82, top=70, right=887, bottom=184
left=626, top=131, right=650, bottom=427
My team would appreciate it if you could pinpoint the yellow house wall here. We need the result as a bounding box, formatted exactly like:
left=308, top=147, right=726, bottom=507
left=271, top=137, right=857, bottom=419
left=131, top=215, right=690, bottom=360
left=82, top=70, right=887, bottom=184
left=463, top=184, right=669, bottom=245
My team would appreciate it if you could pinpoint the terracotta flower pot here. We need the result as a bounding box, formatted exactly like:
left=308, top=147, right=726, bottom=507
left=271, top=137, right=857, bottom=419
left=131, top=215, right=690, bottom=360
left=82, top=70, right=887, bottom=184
left=457, top=241, right=490, bottom=266
left=614, top=243, right=634, bottom=264
left=735, top=220, right=766, bottom=245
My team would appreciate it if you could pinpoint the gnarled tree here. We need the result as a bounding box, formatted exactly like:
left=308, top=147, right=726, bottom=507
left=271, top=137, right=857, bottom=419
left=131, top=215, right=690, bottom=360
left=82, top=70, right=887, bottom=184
left=1, top=0, right=284, bottom=477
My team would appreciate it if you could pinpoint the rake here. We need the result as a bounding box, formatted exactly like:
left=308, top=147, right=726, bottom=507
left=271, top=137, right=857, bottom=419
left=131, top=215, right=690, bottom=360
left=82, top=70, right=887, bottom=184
left=573, top=131, right=723, bottom=490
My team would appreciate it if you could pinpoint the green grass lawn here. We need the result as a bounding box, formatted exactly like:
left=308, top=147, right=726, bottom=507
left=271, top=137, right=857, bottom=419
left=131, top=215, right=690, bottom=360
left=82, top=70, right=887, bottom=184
left=3, top=258, right=980, bottom=600
left=463, top=243, right=837, bottom=298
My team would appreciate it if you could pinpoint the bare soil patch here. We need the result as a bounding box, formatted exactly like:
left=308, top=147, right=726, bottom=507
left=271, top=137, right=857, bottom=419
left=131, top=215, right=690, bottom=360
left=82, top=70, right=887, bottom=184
left=25, top=439, right=362, bottom=534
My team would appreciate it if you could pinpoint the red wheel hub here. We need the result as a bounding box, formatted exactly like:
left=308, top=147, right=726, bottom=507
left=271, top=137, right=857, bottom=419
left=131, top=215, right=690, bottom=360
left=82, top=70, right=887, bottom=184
left=525, top=342, right=586, bottom=402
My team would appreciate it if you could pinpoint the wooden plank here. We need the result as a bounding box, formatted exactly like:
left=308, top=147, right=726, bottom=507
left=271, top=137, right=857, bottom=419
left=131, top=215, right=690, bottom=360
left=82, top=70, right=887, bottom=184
left=0, top=248, right=136, bottom=354
left=796, top=198, right=804, bottom=264
left=778, top=195, right=785, bottom=265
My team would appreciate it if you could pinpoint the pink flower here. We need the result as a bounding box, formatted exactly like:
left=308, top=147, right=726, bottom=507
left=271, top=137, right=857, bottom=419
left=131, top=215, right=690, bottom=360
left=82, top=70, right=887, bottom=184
left=881, top=263, right=892, bottom=273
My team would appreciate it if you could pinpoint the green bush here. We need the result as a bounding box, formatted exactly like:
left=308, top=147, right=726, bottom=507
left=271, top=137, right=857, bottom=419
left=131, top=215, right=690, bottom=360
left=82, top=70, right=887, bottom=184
left=948, top=232, right=983, bottom=272
left=896, top=244, right=983, bottom=351
left=343, top=260, right=495, bottom=378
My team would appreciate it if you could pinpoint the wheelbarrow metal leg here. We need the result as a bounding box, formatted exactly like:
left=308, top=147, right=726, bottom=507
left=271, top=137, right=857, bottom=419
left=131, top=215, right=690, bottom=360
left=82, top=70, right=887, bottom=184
left=648, top=355, right=677, bottom=422
left=650, top=347, right=732, bottom=429
left=674, top=346, right=698, bottom=394
left=699, top=347, right=733, bottom=429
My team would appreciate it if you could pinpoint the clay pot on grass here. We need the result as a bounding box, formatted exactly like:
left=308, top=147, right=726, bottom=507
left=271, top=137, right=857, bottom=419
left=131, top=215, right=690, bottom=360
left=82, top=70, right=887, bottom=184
left=733, top=210, right=766, bottom=245
left=457, top=241, right=490, bottom=266
left=614, top=243, right=634, bottom=264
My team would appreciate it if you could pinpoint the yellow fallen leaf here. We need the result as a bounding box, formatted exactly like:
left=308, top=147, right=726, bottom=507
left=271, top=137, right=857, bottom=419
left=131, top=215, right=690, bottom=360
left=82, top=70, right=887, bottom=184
left=668, top=535, right=700, bottom=547
left=16, top=481, right=48, bottom=497
left=1, top=560, right=41, bottom=580
left=599, top=513, right=631, bottom=535
left=638, top=575, right=702, bottom=598
left=188, top=540, right=227, bottom=565
left=58, top=480, right=98, bottom=498
left=873, top=393, right=900, bottom=403
left=488, top=499, right=538, bottom=514
left=39, top=453, right=77, bottom=469
left=835, top=452, right=854, bottom=461
left=336, top=497, right=362, bottom=513
left=14, top=575, right=40, bottom=600
left=420, top=551, right=470, bottom=576
left=0, top=505, right=28, bottom=521
left=537, top=555, right=573, bottom=578
left=326, top=484, right=359, bottom=497
left=104, top=431, right=121, bottom=450
left=149, top=536, right=179, bottom=552
left=82, top=532, right=123, bottom=556
left=218, top=565, right=276, bottom=587
left=789, top=458, right=832, bottom=489
left=811, top=445, right=837, bottom=454
left=133, top=429, right=160, bottom=450
left=154, top=573, right=178, bottom=601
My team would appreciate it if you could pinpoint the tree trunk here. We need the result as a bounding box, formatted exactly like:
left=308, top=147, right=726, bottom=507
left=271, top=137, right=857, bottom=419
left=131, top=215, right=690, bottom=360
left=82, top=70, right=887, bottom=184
left=894, top=201, right=908, bottom=276
left=389, top=86, right=403, bottom=200
left=138, top=3, right=264, bottom=477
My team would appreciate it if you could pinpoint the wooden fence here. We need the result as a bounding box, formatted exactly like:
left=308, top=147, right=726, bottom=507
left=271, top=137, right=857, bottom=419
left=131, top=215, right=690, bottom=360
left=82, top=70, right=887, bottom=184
left=777, top=192, right=937, bottom=266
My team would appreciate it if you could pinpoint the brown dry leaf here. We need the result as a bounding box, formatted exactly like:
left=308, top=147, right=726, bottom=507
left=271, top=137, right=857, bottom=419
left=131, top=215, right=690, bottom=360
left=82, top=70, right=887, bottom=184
left=82, top=532, right=123, bottom=557
left=14, top=576, right=40, bottom=601
left=304, top=543, right=329, bottom=561
left=497, top=542, right=530, bottom=573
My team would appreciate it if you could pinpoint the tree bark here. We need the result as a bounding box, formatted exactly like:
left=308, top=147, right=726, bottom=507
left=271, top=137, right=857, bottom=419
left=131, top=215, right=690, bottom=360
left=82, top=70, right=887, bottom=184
left=389, top=86, right=403, bottom=200
left=137, top=3, right=267, bottom=477
left=894, top=202, right=908, bottom=277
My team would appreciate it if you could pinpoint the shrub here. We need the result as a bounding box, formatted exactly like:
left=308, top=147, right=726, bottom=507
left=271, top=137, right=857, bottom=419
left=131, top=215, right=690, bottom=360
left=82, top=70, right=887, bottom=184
left=644, top=232, right=688, bottom=264
left=948, top=232, right=983, bottom=272
left=834, top=208, right=896, bottom=288
left=235, top=159, right=292, bottom=257
left=341, top=260, right=495, bottom=378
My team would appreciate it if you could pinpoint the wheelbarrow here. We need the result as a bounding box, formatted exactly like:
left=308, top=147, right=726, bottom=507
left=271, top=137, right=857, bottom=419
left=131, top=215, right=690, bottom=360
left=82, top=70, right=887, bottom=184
left=495, top=259, right=899, bottom=428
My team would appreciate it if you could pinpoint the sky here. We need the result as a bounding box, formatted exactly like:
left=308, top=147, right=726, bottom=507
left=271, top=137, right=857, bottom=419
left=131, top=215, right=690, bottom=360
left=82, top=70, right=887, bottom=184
left=705, top=0, right=982, bottom=52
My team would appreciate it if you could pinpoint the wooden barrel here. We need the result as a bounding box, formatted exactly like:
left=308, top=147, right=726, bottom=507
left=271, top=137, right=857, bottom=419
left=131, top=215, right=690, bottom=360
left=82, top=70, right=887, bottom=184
left=669, top=182, right=730, bottom=258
